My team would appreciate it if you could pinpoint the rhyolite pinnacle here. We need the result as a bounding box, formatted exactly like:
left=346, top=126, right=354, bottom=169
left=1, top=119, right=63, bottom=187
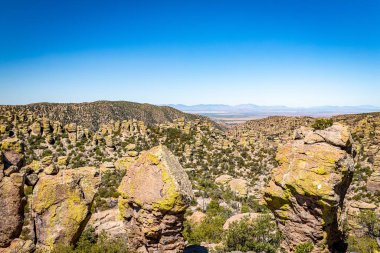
left=118, top=145, right=193, bottom=253
left=264, top=123, right=354, bottom=252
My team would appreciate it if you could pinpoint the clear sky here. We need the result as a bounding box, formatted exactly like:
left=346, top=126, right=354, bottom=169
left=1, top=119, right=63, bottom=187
left=0, top=0, right=379, bottom=106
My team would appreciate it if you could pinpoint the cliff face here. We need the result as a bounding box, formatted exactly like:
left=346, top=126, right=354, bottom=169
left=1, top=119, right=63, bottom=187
left=264, top=123, right=355, bottom=252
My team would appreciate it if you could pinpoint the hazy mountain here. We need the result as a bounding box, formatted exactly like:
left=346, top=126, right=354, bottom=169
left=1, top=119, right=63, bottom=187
left=168, top=104, right=380, bottom=116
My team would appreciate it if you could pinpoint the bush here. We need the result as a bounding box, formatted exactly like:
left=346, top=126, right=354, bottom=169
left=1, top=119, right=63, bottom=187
left=357, top=210, right=380, bottom=237
left=183, top=215, right=226, bottom=244
left=51, top=230, right=130, bottom=253
left=223, top=214, right=281, bottom=253
left=344, top=211, right=380, bottom=253
left=346, top=235, right=379, bottom=253
left=41, top=149, right=53, bottom=157
left=311, top=119, right=333, bottom=130
left=295, top=242, right=314, bottom=253
left=183, top=200, right=231, bottom=244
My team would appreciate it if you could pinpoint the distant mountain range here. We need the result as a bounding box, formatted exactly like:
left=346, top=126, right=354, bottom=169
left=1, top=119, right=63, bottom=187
left=166, top=104, right=380, bottom=124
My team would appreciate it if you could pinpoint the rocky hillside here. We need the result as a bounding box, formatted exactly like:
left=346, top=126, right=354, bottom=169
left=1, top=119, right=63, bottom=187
left=0, top=107, right=379, bottom=252
left=0, top=101, right=211, bottom=131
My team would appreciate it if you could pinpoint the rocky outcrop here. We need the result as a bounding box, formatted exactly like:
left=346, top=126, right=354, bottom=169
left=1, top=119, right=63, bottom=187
left=1, top=137, right=24, bottom=169
left=118, top=145, right=193, bottom=253
left=264, top=123, right=355, bottom=252
left=0, top=138, right=25, bottom=248
left=32, top=167, right=100, bottom=250
left=0, top=173, right=25, bottom=248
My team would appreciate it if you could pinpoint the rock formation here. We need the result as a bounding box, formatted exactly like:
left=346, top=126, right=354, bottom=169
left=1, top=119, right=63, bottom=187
left=264, top=123, right=355, bottom=252
left=32, top=167, right=100, bottom=250
left=118, top=145, right=193, bottom=253
left=0, top=138, right=25, bottom=248
left=1, top=137, right=24, bottom=169
left=0, top=173, right=25, bottom=248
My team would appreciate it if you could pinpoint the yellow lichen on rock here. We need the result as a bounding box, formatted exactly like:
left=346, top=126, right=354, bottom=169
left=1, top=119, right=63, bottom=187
left=117, top=145, right=193, bottom=252
left=32, top=167, right=100, bottom=250
left=264, top=123, right=354, bottom=252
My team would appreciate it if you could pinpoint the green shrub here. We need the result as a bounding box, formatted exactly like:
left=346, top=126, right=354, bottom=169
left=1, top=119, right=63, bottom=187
left=51, top=230, right=130, bottom=253
left=24, top=186, right=33, bottom=196
left=358, top=210, right=380, bottom=237
left=346, top=235, right=379, bottom=253
left=295, top=242, right=314, bottom=253
left=183, top=215, right=226, bottom=244
left=345, top=211, right=380, bottom=253
left=41, top=149, right=53, bottom=157
left=223, top=214, right=281, bottom=253
left=311, top=119, right=333, bottom=130
left=183, top=200, right=231, bottom=244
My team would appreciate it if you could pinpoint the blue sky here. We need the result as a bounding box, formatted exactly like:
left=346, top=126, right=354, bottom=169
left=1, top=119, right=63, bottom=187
left=0, top=0, right=379, bottom=106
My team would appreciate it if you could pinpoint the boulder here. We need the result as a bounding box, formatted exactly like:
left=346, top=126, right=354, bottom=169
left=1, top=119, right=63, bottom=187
left=3, top=165, right=19, bottom=176
left=57, top=156, right=68, bottom=170
left=0, top=173, right=25, bottom=247
left=1, top=138, right=24, bottom=168
left=264, top=124, right=354, bottom=252
left=228, top=178, right=248, bottom=197
left=215, top=174, right=233, bottom=185
left=187, top=211, right=206, bottom=226
left=316, top=123, right=352, bottom=148
left=32, top=167, right=100, bottom=250
left=118, top=145, right=193, bottom=253
left=126, top=143, right=136, bottom=151
left=223, top=213, right=262, bottom=230
left=25, top=173, right=39, bottom=186
left=43, top=164, right=59, bottom=175
left=127, top=150, right=139, bottom=157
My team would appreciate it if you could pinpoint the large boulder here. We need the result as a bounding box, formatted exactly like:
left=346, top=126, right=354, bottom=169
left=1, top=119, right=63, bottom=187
left=118, top=145, right=193, bottom=253
left=223, top=213, right=264, bottom=230
left=32, top=167, right=100, bottom=250
left=0, top=173, right=25, bottom=248
left=1, top=138, right=24, bottom=168
left=215, top=174, right=232, bottom=185
left=228, top=178, right=248, bottom=197
left=264, top=123, right=354, bottom=252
